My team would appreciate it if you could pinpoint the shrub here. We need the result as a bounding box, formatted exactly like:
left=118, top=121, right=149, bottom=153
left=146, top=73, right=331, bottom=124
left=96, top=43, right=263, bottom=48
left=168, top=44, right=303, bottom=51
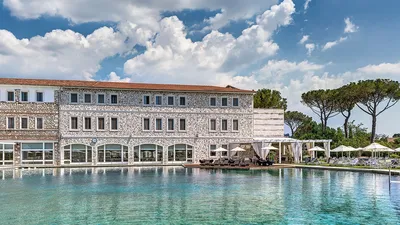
left=390, top=154, right=400, bottom=158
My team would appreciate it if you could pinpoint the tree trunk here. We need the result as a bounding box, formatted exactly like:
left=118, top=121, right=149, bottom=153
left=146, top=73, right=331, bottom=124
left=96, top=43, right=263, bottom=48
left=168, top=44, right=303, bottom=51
left=344, top=110, right=351, bottom=138
left=370, top=115, right=377, bottom=143
left=289, top=126, right=294, bottom=137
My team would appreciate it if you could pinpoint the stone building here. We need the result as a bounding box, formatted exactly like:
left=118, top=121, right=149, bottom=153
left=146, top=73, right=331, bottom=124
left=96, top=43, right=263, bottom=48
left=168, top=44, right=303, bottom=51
left=0, top=81, right=59, bottom=166
left=0, top=78, right=286, bottom=167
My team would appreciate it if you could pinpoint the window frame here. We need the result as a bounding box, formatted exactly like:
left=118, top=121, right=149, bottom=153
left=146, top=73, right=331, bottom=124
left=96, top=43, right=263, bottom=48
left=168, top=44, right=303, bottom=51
left=143, top=118, right=151, bottom=131
left=232, top=119, right=239, bottom=132
left=97, top=117, right=106, bottom=131
left=110, top=117, right=119, bottom=131
left=167, top=95, right=175, bottom=106
left=221, top=119, right=228, bottom=132
left=35, top=117, right=44, bottom=130
left=221, top=96, right=228, bottom=107
left=167, top=118, right=175, bottom=132
left=20, top=117, right=29, bottom=129
left=154, top=95, right=163, bottom=106
left=83, top=93, right=92, bottom=104
left=178, top=95, right=187, bottom=107
left=209, top=118, right=217, bottom=132
left=20, top=91, right=29, bottom=102
left=96, top=93, right=106, bottom=104
left=143, top=94, right=151, bottom=106
left=232, top=97, right=240, bottom=107
left=110, top=94, right=118, bottom=104
left=83, top=117, right=93, bottom=131
left=7, top=91, right=15, bottom=102
left=209, top=144, right=217, bottom=158
left=6, top=117, right=15, bottom=129
left=209, top=96, right=217, bottom=107
left=155, top=118, right=163, bottom=131
left=36, top=91, right=44, bottom=103
left=179, top=118, right=187, bottom=132
left=70, top=116, right=79, bottom=131
left=69, top=93, right=79, bottom=104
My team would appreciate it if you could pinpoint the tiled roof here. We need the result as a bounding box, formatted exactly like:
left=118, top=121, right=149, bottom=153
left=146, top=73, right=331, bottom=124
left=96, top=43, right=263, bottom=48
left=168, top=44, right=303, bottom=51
left=0, top=78, right=254, bottom=93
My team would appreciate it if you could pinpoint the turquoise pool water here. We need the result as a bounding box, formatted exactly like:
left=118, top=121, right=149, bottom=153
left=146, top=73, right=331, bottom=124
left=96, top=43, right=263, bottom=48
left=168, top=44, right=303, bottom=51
left=0, top=167, right=399, bottom=225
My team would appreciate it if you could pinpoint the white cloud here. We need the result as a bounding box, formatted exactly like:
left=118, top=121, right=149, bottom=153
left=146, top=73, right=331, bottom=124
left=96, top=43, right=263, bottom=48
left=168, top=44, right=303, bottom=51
left=257, top=60, right=324, bottom=80
left=305, top=43, right=315, bottom=56
left=356, top=62, right=400, bottom=75
left=322, top=36, right=347, bottom=51
left=299, top=35, right=309, bottom=44
left=0, top=23, right=152, bottom=80
left=107, top=72, right=131, bottom=82
left=344, top=17, right=359, bottom=33
left=124, top=0, right=296, bottom=84
left=3, top=0, right=277, bottom=31
left=304, top=0, right=311, bottom=11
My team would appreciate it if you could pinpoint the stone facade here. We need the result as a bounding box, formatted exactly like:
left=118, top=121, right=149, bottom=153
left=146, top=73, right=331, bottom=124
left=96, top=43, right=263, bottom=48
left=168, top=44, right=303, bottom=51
left=59, top=88, right=254, bottom=164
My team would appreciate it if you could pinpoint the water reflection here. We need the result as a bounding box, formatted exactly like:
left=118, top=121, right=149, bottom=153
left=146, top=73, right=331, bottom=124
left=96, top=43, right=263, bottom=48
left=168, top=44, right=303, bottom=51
left=0, top=167, right=399, bottom=224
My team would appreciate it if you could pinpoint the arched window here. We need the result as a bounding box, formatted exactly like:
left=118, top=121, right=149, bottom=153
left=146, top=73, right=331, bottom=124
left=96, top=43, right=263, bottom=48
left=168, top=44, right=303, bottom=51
left=168, top=144, right=193, bottom=162
left=98, top=144, right=128, bottom=163
left=0, top=143, right=13, bottom=165
left=63, top=144, right=92, bottom=164
left=133, top=144, right=163, bottom=162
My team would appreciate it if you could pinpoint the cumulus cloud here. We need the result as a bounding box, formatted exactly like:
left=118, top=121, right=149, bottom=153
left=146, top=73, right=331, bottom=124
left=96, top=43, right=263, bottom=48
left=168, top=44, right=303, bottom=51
left=299, top=35, right=309, bottom=44
left=257, top=60, right=324, bottom=80
left=344, top=17, right=359, bottom=33
left=322, top=36, right=347, bottom=51
left=124, top=0, right=296, bottom=84
left=3, top=0, right=277, bottom=31
left=0, top=23, right=152, bottom=80
left=107, top=72, right=132, bottom=82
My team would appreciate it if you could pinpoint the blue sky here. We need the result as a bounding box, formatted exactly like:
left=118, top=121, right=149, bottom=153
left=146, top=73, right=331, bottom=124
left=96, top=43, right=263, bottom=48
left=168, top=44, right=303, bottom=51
left=1, top=0, right=400, bottom=135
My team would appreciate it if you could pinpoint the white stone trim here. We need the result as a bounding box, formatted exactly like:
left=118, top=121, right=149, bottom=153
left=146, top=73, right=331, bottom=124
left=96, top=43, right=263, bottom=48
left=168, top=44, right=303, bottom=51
left=6, top=116, right=15, bottom=129
left=35, top=91, right=44, bottom=103
left=83, top=116, right=93, bottom=131
left=96, top=117, right=106, bottom=131
left=142, top=94, right=151, bottom=106
left=209, top=96, right=217, bottom=107
left=59, top=109, right=253, bottom=115
left=209, top=144, right=217, bottom=158
left=142, top=117, right=151, bottom=131
left=178, top=118, right=187, bottom=132
left=96, top=93, right=106, bottom=104
left=20, top=90, right=29, bottom=102
left=83, top=92, right=92, bottom=104
left=232, top=96, right=240, bottom=107
left=35, top=117, right=44, bottom=130
left=109, top=117, right=119, bottom=131
left=167, top=118, right=175, bottom=132
left=209, top=118, right=217, bottom=132
left=221, top=119, right=228, bottom=132
left=167, top=95, right=175, bottom=106
left=178, top=95, right=187, bottom=107
left=69, top=116, right=79, bottom=131
left=6, top=90, right=15, bottom=102
left=232, top=118, right=239, bottom=132
left=109, top=93, right=118, bottom=105
left=154, top=95, right=163, bottom=106
left=154, top=118, right=163, bottom=132
left=221, top=96, right=228, bottom=107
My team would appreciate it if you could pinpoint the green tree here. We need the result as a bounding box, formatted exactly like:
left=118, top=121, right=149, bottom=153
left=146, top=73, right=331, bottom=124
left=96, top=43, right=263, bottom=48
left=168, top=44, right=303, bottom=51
left=254, top=89, right=287, bottom=110
left=393, top=133, right=400, bottom=138
left=284, top=111, right=312, bottom=137
left=301, top=89, right=339, bottom=133
left=334, top=85, right=358, bottom=138
left=352, top=79, right=400, bottom=143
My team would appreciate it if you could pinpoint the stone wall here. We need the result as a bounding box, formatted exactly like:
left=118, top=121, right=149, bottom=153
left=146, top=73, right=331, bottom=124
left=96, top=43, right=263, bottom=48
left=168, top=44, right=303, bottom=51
left=253, top=108, right=284, bottom=138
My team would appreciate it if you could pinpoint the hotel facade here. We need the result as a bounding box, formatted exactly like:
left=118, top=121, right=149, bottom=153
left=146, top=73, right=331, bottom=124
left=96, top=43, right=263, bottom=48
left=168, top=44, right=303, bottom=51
left=0, top=78, right=284, bottom=167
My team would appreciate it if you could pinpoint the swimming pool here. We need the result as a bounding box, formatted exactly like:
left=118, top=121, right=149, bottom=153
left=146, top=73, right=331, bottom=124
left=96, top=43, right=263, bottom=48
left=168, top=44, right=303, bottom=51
left=0, top=167, right=399, bottom=224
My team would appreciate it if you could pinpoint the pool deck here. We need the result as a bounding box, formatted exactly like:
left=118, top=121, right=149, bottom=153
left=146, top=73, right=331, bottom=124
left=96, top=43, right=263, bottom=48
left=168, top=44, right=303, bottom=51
left=183, top=163, right=296, bottom=170
left=293, top=164, right=400, bottom=175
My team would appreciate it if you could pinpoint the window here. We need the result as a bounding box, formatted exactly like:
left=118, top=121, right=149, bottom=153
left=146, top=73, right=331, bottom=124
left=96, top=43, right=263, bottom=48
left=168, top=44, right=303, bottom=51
left=7, top=91, right=14, bottom=101
left=143, top=118, right=150, bottom=131
left=70, top=93, right=78, bottom=103
left=209, top=97, right=216, bottom=106
left=179, top=96, right=186, bottom=106
left=155, top=118, right=162, bottom=131
left=21, top=91, right=29, bottom=102
left=233, top=97, right=239, bottom=107
left=84, top=117, right=92, bottom=130
left=63, top=144, right=92, bottom=164
left=155, top=95, right=162, bottom=106
left=36, top=118, right=43, bottom=129
left=168, top=144, right=193, bottom=162
left=97, top=117, right=105, bottom=130
left=210, top=119, right=216, bottom=131
left=97, top=144, right=128, bottom=163
left=36, top=92, right=43, bottom=102
left=221, top=97, right=228, bottom=107
left=221, top=119, right=228, bottom=131
left=143, top=95, right=150, bottom=105
left=167, top=96, right=174, bottom=106
left=0, top=144, right=14, bottom=165
left=110, top=94, right=118, bottom=104
left=97, top=94, right=105, bottom=104
left=70, top=117, right=78, bottom=130
left=84, top=93, right=92, bottom=103
left=7, top=117, right=15, bottom=129
left=134, top=144, right=163, bottom=162
left=20, top=117, right=28, bottom=129
left=222, top=144, right=228, bottom=157
left=167, top=118, right=174, bottom=131
left=179, top=118, right=186, bottom=131
left=210, top=144, right=217, bottom=157
left=233, top=119, right=239, bottom=131
left=21, top=142, right=54, bottom=165
left=110, top=118, right=118, bottom=130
